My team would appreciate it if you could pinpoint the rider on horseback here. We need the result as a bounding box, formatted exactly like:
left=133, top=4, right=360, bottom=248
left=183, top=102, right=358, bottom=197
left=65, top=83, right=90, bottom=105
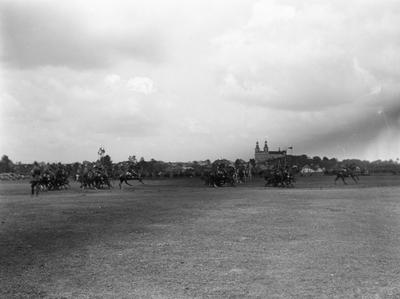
left=30, top=161, right=42, bottom=196
left=126, top=164, right=138, bottom=178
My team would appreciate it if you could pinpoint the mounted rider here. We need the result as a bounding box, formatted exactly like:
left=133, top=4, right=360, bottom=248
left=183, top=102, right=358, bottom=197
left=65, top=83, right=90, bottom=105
left=30, top=161, right=42, bottom=195
left=31, top=161, right=41, bottom=180
left=126, top=164, right=139, bottom=178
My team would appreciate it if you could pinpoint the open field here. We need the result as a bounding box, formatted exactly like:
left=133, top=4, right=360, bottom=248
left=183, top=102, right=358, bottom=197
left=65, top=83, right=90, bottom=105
left=1, top=176, right=400, bottom=298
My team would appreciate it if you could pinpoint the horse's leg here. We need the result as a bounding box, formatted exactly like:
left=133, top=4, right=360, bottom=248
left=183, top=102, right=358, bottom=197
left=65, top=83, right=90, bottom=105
left=31, top=182, right=39, bottom=196
left=31, top=182, right=35, bottom=196
left=125, top=180, right=134, bottom=186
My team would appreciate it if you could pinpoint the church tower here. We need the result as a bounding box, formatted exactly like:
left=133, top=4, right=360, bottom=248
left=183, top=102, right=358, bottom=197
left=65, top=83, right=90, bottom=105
left=263, top=140, right=269, bottom=153
left=255, top=141, right=260, bottom=153
left=254, top=139, right=286, bottom=165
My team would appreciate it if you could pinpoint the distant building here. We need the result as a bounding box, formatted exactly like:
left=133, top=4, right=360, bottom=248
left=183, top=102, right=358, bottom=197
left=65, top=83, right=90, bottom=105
left=300, top=165, right=325, bottom=176
left=300, top=165, right=314, bottom=176
left=254, top=140, right=286, bottom=165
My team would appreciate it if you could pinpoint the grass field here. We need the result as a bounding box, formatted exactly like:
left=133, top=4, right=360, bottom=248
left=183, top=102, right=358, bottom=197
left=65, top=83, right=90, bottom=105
left=1, top=175, right=400, bottom=298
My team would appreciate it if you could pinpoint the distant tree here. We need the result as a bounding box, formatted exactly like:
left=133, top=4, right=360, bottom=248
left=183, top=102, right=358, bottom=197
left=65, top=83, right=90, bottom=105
left=128, top=155, right=137, bottom=164
left=191, top=161, right=203, bottom=176
left=235, top=158, right=246, bottom=168
left=0, top=155, right=14, bottom=173
left=249, top=159, right=256, bottom=168
left=71, top=162, right=80, bottom=175
left=312, top=156, right=322, bottom=164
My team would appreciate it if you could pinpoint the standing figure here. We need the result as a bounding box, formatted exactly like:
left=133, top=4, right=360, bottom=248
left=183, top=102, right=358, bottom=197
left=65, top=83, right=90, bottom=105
left=30, top=161, right=42, bottom=196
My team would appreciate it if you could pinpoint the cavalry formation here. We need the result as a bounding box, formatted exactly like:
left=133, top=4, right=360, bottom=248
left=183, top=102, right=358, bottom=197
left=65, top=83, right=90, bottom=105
left=202, top=162, right=247, bottom=187
left=264, top=167, right=296, bottom=188
left=30, top=161, right=146, bottom=196
left=29, top=159, right=361, bottom=196
left=30, top=162, right=70, bottom=196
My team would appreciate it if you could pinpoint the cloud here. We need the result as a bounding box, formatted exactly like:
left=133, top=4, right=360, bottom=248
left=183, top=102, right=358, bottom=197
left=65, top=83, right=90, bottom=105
left=104, top=74, right=121, bottom=86
left=0, top=67, right=165, bottom=161
left=126, top=77, right=156, bottom=95
left=104, top=74, right=156, bottom=94
left=208, top=0, right=400, bottom=160
left=0, top=0, right=165, bottom=69
left=213, top=0, right=400, bottom=110
left=1, top=0, right=400, bottom=162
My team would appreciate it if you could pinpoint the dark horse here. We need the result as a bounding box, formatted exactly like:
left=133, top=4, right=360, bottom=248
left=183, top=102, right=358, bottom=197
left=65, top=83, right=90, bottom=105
left=203, top=166, right=237, bottom=187
left=334, top=167, right=359, bottom=185
left=264, top=168, right=295, bottom=188
left=119, top=171, right=144, bottom=189
left=30, top=178, right=41, bottom=196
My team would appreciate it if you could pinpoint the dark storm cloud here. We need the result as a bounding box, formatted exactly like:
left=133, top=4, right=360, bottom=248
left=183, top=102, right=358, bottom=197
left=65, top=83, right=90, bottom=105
left=0, top=1, right=164, bottom=69
left=300, top=115, right=387, bottom=157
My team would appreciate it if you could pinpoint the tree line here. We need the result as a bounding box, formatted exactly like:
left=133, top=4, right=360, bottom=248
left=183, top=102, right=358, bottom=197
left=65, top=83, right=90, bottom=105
left=1, top=154, right=400, bottom=178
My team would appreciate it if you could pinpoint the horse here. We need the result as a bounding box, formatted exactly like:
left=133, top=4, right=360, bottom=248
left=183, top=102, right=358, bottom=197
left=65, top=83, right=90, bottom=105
left=236, top=167, right=247, bottom=184
left=264, top=168, right=295, bottom=188
left=78, top=169, right=111, bottom=189
left=202, top=165, right=237, bottom=188
left=78, top=170, right=95, bottom=189
left=30, top=178, right=41, bottom=196
left=203, top=170, right=227, bottom=187
left=93, top=172, right=112, bottom=189
left=119, top=171, right=144, bottom=189
left=334, top=168, right=359, bottom=185
left=225, top=166, right=237, bottom=186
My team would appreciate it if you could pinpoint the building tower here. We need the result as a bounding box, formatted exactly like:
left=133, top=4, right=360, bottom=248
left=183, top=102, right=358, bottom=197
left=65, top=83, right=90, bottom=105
left=263, top=140, right=269, bottom=153
left=255, top=141, right=260, bottom=153
left=254, top=139, right=286, bottom=165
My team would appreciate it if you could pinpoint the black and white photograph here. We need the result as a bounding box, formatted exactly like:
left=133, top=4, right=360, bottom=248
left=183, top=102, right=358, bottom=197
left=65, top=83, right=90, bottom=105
left=1, top=0, right=400, bottom=297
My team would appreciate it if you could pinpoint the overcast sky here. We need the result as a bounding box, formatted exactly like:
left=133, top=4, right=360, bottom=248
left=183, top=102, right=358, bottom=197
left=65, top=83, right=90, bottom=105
left=1, top=0, right=399, bottom=163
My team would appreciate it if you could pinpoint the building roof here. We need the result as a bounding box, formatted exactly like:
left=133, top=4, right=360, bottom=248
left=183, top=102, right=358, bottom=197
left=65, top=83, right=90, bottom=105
left=268, top=151, right=286, bottom=154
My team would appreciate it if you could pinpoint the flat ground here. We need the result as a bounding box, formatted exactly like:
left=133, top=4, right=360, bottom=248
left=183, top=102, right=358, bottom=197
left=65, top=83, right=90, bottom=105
left=1, top=175, right=400, bottom=298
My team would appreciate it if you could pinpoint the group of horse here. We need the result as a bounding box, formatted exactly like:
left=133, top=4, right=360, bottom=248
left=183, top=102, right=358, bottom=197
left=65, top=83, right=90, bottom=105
left=30, top=166, right=144, bottom=196
left=203, top=165, right=296, bottom=188
left=202, top=163, right=359, bottom=189
left=263, top=168, right=296, bottom=188
left=30, top=168, right=70, bottom=196
left=30, top=162, right=361, bottom=195
left=76, top=168, right=112, bottom=189
left=202, top=164, right=253, bottom=187
left=75, top=168, right=145, bottom=190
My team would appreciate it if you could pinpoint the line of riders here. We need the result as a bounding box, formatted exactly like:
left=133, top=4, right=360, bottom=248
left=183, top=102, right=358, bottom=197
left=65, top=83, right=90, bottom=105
left=203, top=162, right=360, bottom=188
left=202, top=162, right=296, bottom=188
left=30, top=160, right=361, bottom=195
left=30, top=161, right=144, bottom=196
left=30, top=162, right=70, bottom=195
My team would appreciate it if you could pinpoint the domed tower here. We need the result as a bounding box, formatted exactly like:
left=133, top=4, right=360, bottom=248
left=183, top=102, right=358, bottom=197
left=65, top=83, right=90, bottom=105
left=255, top=141, right=260, bottom=153
left=263, top=140, right=269, bottom=153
